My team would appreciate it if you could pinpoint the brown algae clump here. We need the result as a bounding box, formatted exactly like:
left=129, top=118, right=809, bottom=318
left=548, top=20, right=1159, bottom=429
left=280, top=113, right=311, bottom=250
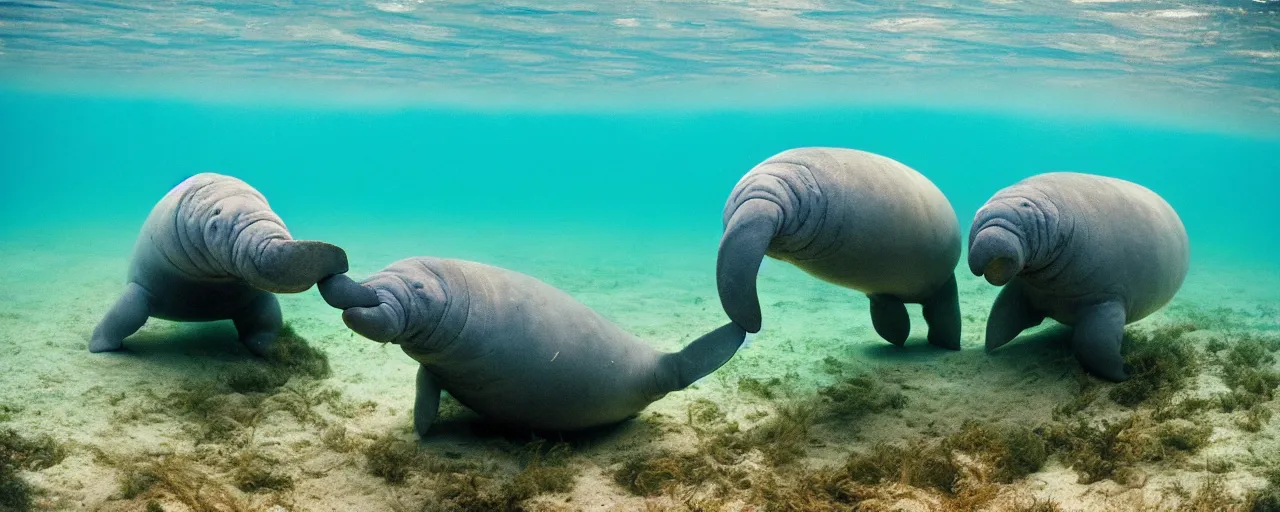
left=229, top=448, right=293, bottom=492
left=839, top=421, right=1046, bottom=494
left=745, top=420, right=1049, bottom=510
left=361, top=430, right=489, bottom=484
left=364, top=433, right=420, bottom=484
left=504, top=440, right=578, bottom=498
left=613, top=397, right=815, bottom=498
left=946, top=421, right=1049, bottom=484
left=1044, top=412, right=1211, bottom=485
left=816, top=374, right=908, bottom=421
left=0, top=427, right=68, bottom=512
left=1178, top=476, right=1252, bottom=512
left=1013, top=498, right=1064, bottom=512
left=613, top=449, right=720, bottom=497
left=738, top=376, right=783, bottom=400
left=91, top=449, right=246, bottom=512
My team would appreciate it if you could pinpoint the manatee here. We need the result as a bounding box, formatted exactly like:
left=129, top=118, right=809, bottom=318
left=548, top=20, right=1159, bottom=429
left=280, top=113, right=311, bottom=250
left=717, top=147, right=963, bottom=349
left=89, top=173, right=349, bottom=355
left=968, top=172, right=1190, bottom=381
left=316, top=257, right=746, bottom=435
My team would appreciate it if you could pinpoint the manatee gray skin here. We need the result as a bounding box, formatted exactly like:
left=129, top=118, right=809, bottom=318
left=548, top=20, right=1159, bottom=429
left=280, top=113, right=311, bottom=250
left=717, top=147, right=963, bottom=349
left=89, top=173, right=349, bottom=356
left=316, top=257, right=747, bottom=435
left=968, top=172, right=1190, bottom=382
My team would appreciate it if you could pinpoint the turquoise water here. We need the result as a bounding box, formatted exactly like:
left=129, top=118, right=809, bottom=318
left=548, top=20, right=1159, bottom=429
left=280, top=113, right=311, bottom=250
left=2, top=90, right=1278, bottom=265
left=3, top=1, right=1280, bottom=511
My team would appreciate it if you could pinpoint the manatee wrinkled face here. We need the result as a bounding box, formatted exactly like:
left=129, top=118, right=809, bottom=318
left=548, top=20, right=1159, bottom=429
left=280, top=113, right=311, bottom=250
left=339, top=266, right=448, bottom=349
left=968, top=196, right=1041, bottom=286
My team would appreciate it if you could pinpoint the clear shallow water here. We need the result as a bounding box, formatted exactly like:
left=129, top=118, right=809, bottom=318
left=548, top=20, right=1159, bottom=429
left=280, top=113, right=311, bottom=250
left=1, top=90, right=1277, bottom=268
left=1, top=0, right=1278, bottom=131
left=2, top=2, right=1280, bottom=511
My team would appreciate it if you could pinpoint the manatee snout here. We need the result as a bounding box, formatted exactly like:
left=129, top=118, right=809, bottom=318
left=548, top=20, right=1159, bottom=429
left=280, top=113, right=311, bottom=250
left=967, top=204, right=1028, bottom=286
left=252, top=240, right=351, bottom=294
left=317, top=273, right=403, bottom=343
left=318, top=273, right=381, bottom=309
left=342, top=303, right=403, bottom=344
left=968, top=225, right=1025, bottom=286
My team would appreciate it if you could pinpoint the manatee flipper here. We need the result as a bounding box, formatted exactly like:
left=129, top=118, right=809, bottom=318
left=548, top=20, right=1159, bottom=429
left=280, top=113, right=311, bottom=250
left=984, top=280, right=1045, bottom=352
left=89, top=283, right=153, bottom=353
left=660, top=322, right=748, bottom=391
left=921, top=275, right=961, bottom=350
left=232, top=292, right=283, bottom=357
left=1072, top=301, right=1129, bottom=382
left=868, top=294, right=910, bottom=346
left=318, top=273, right=381, bottom=309
left=248, top=240, right=350, bottom=294
left=414, top=365, right=443, bottom=437
left=716, top=199, right=783, bottom=333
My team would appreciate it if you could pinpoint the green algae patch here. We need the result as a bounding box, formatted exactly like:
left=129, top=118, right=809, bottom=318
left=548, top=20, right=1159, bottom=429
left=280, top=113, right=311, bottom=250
left=220, top=323, right=332, bottom=395
left=1110, top=322, right=1201, bottom=407
left=360, top=432, right=578, bottom=510
left=363, top=433, right=420, bottom=484
left=262, top=323, right=332, bottom=381
left=426, top=441, right=582, bottom=512
left=0, top=460, right=35, bottom=512
left=0, top=403, right=22, bottom=423
left=222, top=362, right=290, bottom=394
left=1249, top=469, right=1280, bottom=512
left=0, top=428, right=67, bottom=472
left=1218, top=333, right=1280, bottom=400
left=738, top=376, right=783, bottom=400
left=1208, top=330, right=1280, bottom=433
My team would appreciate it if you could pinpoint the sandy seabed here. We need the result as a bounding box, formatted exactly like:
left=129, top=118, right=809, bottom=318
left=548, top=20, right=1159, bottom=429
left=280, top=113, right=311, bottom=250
left=1, top=224, right=1277, bottom=512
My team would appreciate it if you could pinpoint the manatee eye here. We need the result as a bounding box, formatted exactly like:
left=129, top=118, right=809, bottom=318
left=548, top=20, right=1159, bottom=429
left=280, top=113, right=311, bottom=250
left=213, top=208, right=222, bottom=215
left=412, top=281, right=424, bottom=290
left=1020, top=201, right=1031, bottom=208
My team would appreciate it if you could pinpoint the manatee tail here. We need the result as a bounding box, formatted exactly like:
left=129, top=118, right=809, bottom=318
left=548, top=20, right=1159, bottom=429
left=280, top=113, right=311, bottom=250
left=659, top=322, right=747, bottom=392
left=716, top=199, right=783, bottom=333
